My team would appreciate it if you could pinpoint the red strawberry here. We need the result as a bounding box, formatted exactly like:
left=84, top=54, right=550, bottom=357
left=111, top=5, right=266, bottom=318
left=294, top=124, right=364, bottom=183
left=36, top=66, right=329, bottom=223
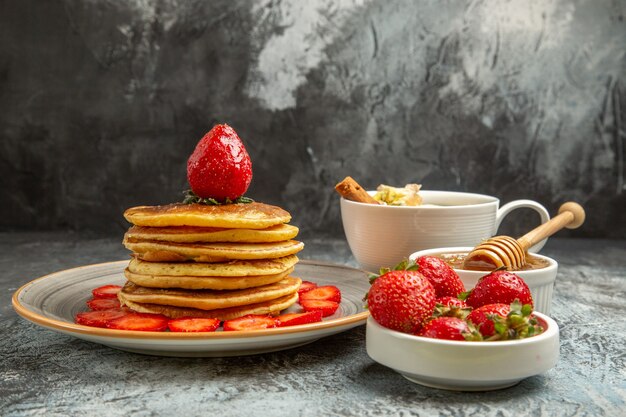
left=298, top=285, right=341, bottom=303
left=297, top=281, right=318, bottom=296
left=106, top=313, right=169, bottom=332
left=416, top=256, right=465, bottom=298
left=417, top=317, right=481, bottom=341
left=432, top=296, right=471, bottom=319
left=299, top=300, right=340, bottom=317
left=436, top=296, right=468, bottom=308
left=168, top=317, right=221, bottom=332
left=464, top=270, right=533, bottom=309
left=87, top=298, right=121, bottom=311
left=366, top=260, right=436, bottom=334
left=222, top=315, right=278, bottom=331
left=187, top=124, right=252, bottom=201
left=466, top=303, right=510, bottom=337
left=91, top=285, right=122, bottom=299
left=467, top=302, right=543, bottom=340
left=75, top=309, right=129, bottom=328
left=276, top=311, right=323, bottom=327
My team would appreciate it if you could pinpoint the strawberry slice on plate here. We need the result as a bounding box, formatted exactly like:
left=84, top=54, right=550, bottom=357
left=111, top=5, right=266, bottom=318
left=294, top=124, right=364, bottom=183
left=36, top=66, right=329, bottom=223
left=75, top=309, right=129, bottom=328
left=276, top=311, right=323, bottom=327
left=106, top=313, right=169, bottom=332
left=297, top=281, right=318, bottom=296
left=91, top=285, right=122, bottom=299
left=87, top=298, right=121, bottom=311
left=299, top=285, right=341, bottom=303
left=168, top=317, right=221, bottom=333
left=300, top=299, right=340, bottom=317
left=222, top=315, right=278, bottom=331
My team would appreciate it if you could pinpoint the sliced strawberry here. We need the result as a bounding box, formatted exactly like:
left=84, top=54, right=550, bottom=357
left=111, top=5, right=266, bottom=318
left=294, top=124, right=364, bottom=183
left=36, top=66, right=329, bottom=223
left=75, top=309, right=129, bottom=328
left=222, top=315, right=278, bottom=331
left=276, top=310, right=323, bottom=327
left=106, top=313, right=169, bottom=332
left=297, top=281, right=318, bottom=296
left=299, top=285, right=341, bottom=303
left=300, top=299, right=340, bottom=317
left=168, top=317, right=221, bottom=333
left=87, top=298, right=121, bottom=311
left=92, top=285, right=123, bottom=299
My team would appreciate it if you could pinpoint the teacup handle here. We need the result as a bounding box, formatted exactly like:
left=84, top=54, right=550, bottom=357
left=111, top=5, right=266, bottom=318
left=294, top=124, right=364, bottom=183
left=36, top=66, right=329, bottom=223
left=495, top=200, right=550, bottom=253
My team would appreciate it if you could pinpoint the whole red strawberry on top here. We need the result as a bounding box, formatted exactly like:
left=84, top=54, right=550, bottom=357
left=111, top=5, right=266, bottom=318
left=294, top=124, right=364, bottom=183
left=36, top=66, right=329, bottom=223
left=187, top=124, right=252, bottom=201
left=367, top=260, right=436, bottom=334
left=463, top=270, right=533, bottom=309
left=416, top=256, right=466, bottom=298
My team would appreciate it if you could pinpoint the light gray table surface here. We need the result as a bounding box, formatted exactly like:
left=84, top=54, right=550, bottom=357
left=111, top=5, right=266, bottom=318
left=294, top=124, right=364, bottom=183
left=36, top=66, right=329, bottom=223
left=1, top=232, right=625, bottom=417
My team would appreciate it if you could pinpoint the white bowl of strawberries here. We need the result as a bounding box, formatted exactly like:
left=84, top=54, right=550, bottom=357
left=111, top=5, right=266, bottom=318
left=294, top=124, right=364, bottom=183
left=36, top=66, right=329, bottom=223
left=364, top=258, right=559, bottom=391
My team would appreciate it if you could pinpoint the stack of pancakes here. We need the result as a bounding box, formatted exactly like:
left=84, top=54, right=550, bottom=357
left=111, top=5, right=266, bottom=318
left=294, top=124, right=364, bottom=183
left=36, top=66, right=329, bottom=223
left=117, top=202, right=304, bottom=321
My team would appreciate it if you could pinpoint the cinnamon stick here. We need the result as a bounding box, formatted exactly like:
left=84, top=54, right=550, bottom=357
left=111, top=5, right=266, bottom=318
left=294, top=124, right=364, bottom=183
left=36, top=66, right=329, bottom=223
left=334, top=176, right=379, bottom=204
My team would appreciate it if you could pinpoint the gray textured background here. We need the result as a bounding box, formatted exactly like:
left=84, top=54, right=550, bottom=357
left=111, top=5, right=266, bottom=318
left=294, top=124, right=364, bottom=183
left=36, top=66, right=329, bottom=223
left=1, top=0, right=625, bottom=239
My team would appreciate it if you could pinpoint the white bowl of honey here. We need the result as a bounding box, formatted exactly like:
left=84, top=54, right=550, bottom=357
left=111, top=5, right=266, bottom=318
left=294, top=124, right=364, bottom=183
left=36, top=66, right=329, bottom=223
left=409, top=247, right=557, bottom=315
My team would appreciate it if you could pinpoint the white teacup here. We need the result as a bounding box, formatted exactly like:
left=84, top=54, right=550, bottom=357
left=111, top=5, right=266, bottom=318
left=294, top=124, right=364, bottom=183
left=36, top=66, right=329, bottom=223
left=339, top=190, right=550, bottom=272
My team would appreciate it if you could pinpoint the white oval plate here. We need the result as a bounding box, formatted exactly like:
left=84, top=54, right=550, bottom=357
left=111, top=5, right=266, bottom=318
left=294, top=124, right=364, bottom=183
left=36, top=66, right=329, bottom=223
left=12, top=260, right=370, bottom=357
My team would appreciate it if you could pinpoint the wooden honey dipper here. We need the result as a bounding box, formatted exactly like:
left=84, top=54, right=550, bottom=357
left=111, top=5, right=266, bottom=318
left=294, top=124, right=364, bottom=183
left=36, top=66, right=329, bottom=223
left=463, top=202, right=586, bottom=270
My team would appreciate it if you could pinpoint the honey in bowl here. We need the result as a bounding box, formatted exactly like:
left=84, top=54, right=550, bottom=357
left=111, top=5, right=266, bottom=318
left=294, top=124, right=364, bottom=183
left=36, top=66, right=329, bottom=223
left=436, top=252, right=551, bottom=272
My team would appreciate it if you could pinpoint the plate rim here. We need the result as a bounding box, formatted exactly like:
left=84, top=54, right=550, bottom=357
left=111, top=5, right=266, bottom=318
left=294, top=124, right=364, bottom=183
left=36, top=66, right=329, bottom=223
left=12, top=259, right=370, bottom=340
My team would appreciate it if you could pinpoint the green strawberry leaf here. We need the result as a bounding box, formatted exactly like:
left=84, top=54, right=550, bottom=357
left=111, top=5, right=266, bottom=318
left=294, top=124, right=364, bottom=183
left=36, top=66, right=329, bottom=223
left=389, top=259, right=418, bottom=271
left=183, top=190, right=254, bottom=205
left=394, top=259, right=408, bottom=270
left=458, top=291, right=471, bottom=301
left=368, top=273, right=380, bottom=284
left=493, top=320, right=507, bottom=335
left=368, top=259, right=419, bottom=285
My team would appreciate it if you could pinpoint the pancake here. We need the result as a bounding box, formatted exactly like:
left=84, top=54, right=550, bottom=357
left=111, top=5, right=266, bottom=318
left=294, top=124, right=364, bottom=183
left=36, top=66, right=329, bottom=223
left=124, top=266, right=294, bottom=290
left=120, top=293, right=299, bottom=321
left=124, top=202, right=291, bottom=229
left=123, top=237, right=304, bottom=262
left=118, top=277, right=302, bottom=311
left=129, top=250, right=227, bottom=263
left=125, top=224, right=299, bottom=243
left=127, top=255, right=299, bottom=277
